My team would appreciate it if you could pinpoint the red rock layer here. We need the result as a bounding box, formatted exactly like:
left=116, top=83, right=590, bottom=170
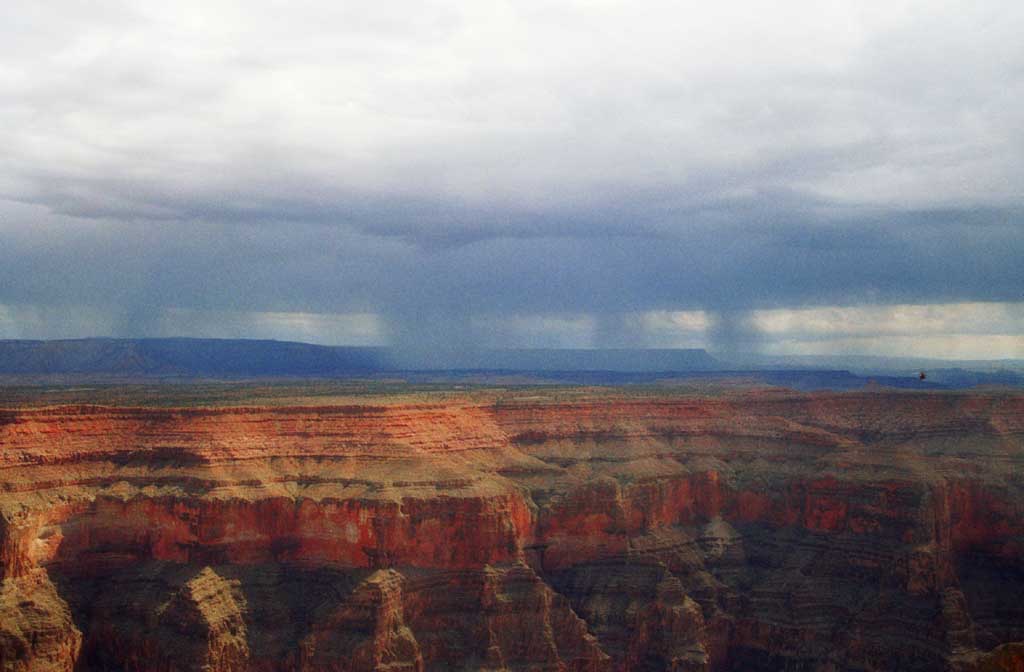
left=1, top=390, right=1023, bottom=671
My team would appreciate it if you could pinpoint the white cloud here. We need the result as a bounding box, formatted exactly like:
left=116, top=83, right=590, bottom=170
left=2, top=1, right=1021, bottom=218
left=766, top=335, right=1024, bottom=360
left=154, top=308, right=383, bottom=345
left=751, top=302, right=1024, bottom=358
left=753, top=302, right=1024, bottom=338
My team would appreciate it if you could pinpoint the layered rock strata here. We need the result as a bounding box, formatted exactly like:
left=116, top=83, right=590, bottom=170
left=1, top=391, right=1023, bottom=670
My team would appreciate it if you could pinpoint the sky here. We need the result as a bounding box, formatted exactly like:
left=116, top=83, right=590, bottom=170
left=1, top=0, right=1022, bottom=358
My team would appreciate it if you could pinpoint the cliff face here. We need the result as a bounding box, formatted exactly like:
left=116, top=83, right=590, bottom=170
left=1, top=391, right=1023, bottom=671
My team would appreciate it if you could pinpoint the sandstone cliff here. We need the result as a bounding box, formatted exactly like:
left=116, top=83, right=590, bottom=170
left=1, top=390, right=1023, bottom=671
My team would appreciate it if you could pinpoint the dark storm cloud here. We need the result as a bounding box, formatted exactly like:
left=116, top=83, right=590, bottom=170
left=1, top=1, right=1023, bottom=352
left=3, top=202, right=1019, bottom=313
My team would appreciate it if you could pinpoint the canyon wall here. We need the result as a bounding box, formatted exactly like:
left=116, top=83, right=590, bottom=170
left=1, top=390, right=1023, bottom=671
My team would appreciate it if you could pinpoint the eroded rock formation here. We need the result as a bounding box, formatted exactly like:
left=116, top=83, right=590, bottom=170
left=1, top=390, right=1023, bottom=670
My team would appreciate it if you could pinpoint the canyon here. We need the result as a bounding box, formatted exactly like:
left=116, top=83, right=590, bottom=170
left=1, top=388, right=1023, bottom=671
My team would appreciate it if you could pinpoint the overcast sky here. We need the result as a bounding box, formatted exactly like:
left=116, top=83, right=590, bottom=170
left=1, top=1, right=1022, bottom=357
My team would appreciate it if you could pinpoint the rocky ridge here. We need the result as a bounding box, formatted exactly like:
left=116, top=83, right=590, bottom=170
left=1, top=390, right=1023, bottom=671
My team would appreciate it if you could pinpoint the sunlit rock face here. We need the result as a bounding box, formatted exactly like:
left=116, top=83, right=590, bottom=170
left=1, top=390, right=1023, bottom=671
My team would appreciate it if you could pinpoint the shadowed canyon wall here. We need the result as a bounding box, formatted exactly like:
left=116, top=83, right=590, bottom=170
left=1, top=391, right=1023, bottom=671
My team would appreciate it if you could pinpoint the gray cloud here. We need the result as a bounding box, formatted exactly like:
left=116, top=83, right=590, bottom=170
left=1, top=1, right=1023, bottom=354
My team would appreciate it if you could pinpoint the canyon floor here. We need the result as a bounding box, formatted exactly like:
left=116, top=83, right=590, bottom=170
left=1, top=383, right=1023, bottom=671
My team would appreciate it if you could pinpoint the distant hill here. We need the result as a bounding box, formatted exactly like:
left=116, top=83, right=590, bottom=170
left=0, top=338, right=721, bottom=378
left=728, top=352, right=1024, bottom=376
left=444, top=347, right=721, bottom=372
left=4, top=339, right=1016, bottom=390
left=0, top=338, right=390, bottom=377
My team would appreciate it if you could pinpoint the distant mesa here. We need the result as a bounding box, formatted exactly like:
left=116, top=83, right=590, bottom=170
left=0, top=337, right=720, bottom=377
left=0, top=338, right=1020, bottom=390
left=0, top=338, right=389, bottom=377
